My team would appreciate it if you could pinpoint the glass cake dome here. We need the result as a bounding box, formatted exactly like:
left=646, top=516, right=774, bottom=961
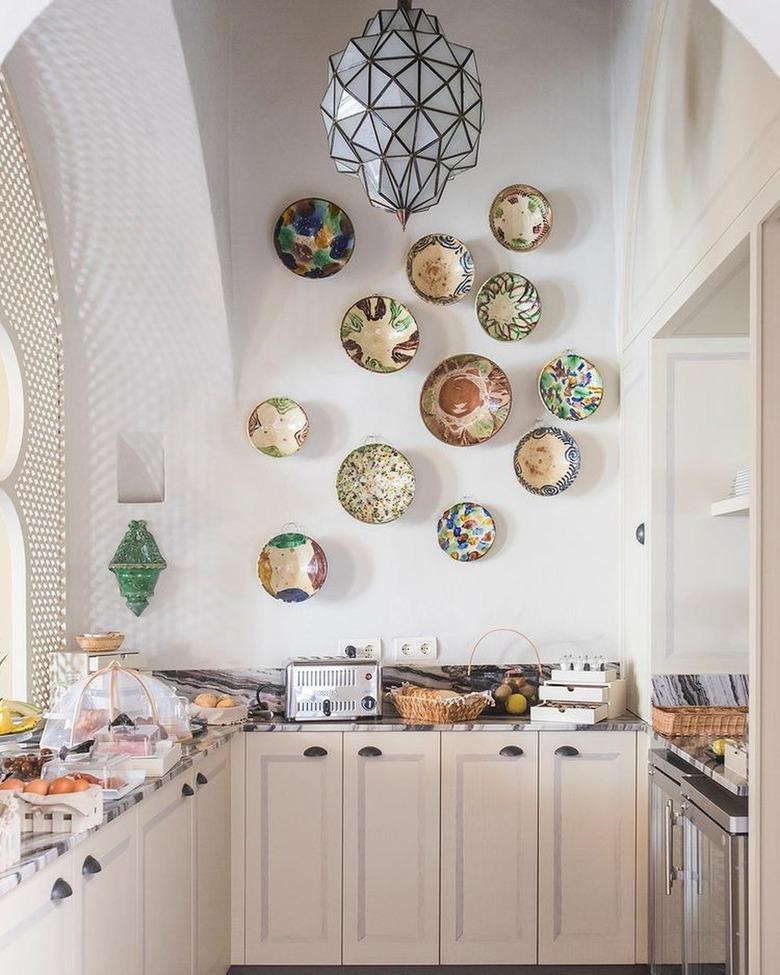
left=41, top=661, right=179, bottom=750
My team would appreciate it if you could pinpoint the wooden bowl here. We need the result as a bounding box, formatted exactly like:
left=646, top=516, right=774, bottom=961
left=75, top=632, right=125, bottom=654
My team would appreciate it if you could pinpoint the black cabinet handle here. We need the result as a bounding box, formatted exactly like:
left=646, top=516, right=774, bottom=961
left=636, top=522, right=645, bottom=545
left=82, top=855, right=102, bottom=876
left=555, top=745, right=580, bottom=757
left=303, top=746, right=328, bottom=758
left=181, top=783, right=195, bottom=797
left=196, top=772, right=208, bottom=786
left=358, top=746, right=382, bottom=757
left=51, top=877, right=73, bottom=901
left=499, top=745, right=524, bottom=757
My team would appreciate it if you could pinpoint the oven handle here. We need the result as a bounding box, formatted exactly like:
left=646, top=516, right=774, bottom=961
left=664, top=798, right=675, bottom=896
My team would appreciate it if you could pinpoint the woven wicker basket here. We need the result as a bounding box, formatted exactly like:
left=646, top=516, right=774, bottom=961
left=75, top=632, right=125, bottom=654
left=652, top=705, right=748, bottom=738
left=388, top=685, right=495, bottom=724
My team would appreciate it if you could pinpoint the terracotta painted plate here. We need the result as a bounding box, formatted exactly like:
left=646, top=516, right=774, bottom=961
left=420, top=354, right=511, bottom=446
left=247, top=398, right=309, bottom=457
left=514, top=426, right=581, bottom=496
left=257, top=532, right=328, bottom=603
left=476, top=272, right=541, bottom=342
left=437, top=501, right=496, bottom=562
left=341, top=296, right=419, bottom=373
left=273, top=198, right=354, bottom=278
left=489, top=184, right=553, bottom=252
left=539, top=352, right=604, bottom=421
left=336, top=443, right=415, bottom=524
left=406, top=234, right=474, bottom=304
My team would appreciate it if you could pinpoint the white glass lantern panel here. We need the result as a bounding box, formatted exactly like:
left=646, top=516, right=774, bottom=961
left=336, top=40, right=367, bottom=72
left=425, top=84, right=461, bottom=114
left=374, top=79, right=411, bottom=109
left=353, top=116, right=380, bottom=154
left=376, top=32, right=415, bottom=59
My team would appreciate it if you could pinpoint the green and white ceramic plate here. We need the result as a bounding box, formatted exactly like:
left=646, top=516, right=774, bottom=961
left=489, top=184, right=552, bottom=252
left=406, top=234, right=474, bottom=304
left=476, top=272, right=541, bottom=342
left=437, top=501, right=496, bottom=562
left=420, top=354, right=512, bottom=446
left=273, top=198, right=355, bottom=278
left=247, top=398, right=309, bottom=457
left=336, top=443, right=415, bottom=524
left=514, top=427, right=581, bottom=496
left=340, top=296, right=419, bottom=373
left=257, top=532, right=328, bottom=603
left=538, top=352, right=604, bottom=421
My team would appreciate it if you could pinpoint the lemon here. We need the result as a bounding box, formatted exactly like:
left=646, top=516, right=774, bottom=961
left=711, top=738, right=731, bottom=757
left=505, top=693, right=528, bottom=716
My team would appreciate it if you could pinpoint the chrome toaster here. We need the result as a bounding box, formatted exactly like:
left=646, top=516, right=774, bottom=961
left=285, top=658, right=382, bottom=720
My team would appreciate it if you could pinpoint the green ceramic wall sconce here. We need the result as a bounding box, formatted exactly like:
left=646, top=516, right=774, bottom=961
left=109, top=520, right=167, bottom=616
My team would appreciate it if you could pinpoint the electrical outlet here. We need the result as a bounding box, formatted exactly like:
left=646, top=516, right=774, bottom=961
left=393, top=636, right=438, bottom=661
left=338, top=638, right=382, bottom=660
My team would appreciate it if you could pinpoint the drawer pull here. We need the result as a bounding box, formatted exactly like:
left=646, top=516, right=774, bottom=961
left=51, top=877, right=73, bottom=901
left=555, top=745, right=580, bottom=757
left=82, top=855, right=102, bottom=876
left=499, top=745, right=524, bottom=757
left=196, top=772, right=208, bottom=786
left=303, top=746, right=328, bottom=758
left=358, top=746, right=382, bottom=758
left=181, top=783, right=195, bottom=797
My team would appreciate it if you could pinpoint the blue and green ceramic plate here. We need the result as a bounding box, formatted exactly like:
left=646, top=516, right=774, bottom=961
left=538, top=352, right=604, bottom=421
left=437, top=501, right=496, bottom=562
left=273, top=198, right=355, bottom=278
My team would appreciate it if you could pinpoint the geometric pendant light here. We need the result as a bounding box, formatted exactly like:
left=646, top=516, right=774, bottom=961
left=321, top=1, right=484, bottom=228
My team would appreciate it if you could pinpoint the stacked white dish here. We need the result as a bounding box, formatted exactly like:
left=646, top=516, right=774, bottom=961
left=730, top=468, right=750, bottom=498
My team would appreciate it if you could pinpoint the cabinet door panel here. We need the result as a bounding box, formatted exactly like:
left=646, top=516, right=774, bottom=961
left=79, top=812, right=139, bottom=975
left=140, top=775, right=194, bottom=975
left=538, top=731, right=636, bottom=965
left=343, top=732, right=439, bottom=965
left=195, top=748, right=231, bottom=975
left=441, top=732, right=538, bottom=964
left=245, top=733, right=342, bottom=965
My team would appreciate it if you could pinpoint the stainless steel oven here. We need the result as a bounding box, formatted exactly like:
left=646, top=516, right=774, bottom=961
left=680, top=775, right=748, bottom=975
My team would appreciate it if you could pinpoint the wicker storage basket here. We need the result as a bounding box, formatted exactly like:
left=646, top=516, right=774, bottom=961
left=652, top=705, right=748, bottom=738
left=75, top=632, right=125, bottom=654
left=388, top=685, right=495, bottom=724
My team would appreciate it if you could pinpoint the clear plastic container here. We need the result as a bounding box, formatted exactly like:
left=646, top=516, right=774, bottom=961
left=41, top=752, right=144, bottom=800
left=93, top=721, right=162, bottom=758
left=157, top=695, right=191, bottom=741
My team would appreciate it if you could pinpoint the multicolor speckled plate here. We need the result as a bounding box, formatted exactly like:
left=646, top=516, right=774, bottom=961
left=437, top=501, right=496, bottom=562
left=257, top=532, right=328, bottom=602
left=539, top=352, right=604, bottom=421
left=476, top=272, right=541, bottom=342
left=340, top=296, right=419, bottom=373
left=420, top=354, right=511, bottom=446
left=336, top=443, right=415, bottom=524
left=489, top=184, right=552, bottom=252
left=406, top=234, right=474, bottom=304
left=514, top=427, right=581, bottom=496
left=247, top=398, right=309, bottom=457
left=273, top=198, right=354, bottom=278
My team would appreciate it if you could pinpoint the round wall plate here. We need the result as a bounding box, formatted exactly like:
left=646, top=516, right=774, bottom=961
left=437, top=501, right=496, bottom=562
left=420, top=354, right=511, bottom=446
left=257, top=532, right=328, bottom=603
left=340, top=296, right=419, bottom=373
left=538, top=352, right=604, bottom=421
left=247, top=398, right=309, bottom=457
left=489, top=184, right=552, bottom=252
left=513, top=426, right=581, bottom=496
left=406, top=233, right=474, bottom=304
left=476, top=272, right=541, bottom=342
left=336, top=443, right=415, bottom=524
left=273, top=198, right=354, bottom=278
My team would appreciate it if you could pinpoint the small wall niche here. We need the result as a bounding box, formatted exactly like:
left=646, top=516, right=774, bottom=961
left=117, top=432, right=165, bottom=504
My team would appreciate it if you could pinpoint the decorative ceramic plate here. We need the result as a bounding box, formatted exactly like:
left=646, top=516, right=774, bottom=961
left=257, top=532, right=328, bottom=603
left=420, top=354, right=511, bottom=446
left=273, top=198, right=355, bottom=278
left=489, top=184, right=553, bottom=252
left=437, top=501, right=496, bottom=562
left=539, top=352, right=604, bottom=421
left=406, top=234, right=474, bottom=304
left=247, top=398, right=309, bottom=457
left=340, top=296, right=419, bottom=373
left=336, top=443, right=415, bottom=524
left=513, top=426, right=581, bottom=496
left=476, top=272, right=541, bottom=342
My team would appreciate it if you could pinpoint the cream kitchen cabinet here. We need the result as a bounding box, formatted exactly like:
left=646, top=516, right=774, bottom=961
left=342, top=732, right=440, bottom=965
left=0, top=850, right=76, bottom=970
left=195, top=746, right=232, bottom=975
left=440, top=732, right=538, bottom=964
left=538, top=731, right=637, bottom=965
left=244, top=732, right=343, bottom=965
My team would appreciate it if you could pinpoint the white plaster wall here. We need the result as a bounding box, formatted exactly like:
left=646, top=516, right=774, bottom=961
left=6, top=0, right=620, bottom=668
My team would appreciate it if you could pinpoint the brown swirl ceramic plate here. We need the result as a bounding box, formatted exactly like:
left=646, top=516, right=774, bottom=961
left=419, top=354, right=512, bottom=446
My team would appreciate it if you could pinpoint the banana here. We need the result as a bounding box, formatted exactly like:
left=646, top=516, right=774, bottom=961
left=0, top=699, right=41, bottom=718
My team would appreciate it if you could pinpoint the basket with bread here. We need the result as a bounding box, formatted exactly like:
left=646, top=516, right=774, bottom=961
left=190, top=691, right=249, bottom=725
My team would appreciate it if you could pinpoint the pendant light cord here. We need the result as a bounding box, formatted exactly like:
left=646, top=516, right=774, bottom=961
left=398, top=0, right=412, bottom=10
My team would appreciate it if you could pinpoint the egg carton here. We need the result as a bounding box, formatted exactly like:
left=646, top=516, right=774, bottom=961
left=17, top=785, right=103, bottom=834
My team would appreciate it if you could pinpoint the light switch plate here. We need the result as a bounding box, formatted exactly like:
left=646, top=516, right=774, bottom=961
left=338, top=638, right=382, bottom=660
left=393, top=636, right=438, bottom=661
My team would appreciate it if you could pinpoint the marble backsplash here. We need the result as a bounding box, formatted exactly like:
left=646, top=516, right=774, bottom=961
left=651, top=673, right=749, bottom=708
left=153, top=662, right=616, bottom=714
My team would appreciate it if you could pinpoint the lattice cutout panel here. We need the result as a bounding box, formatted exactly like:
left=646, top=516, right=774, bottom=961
left=0, top=74, right=66, bottom=708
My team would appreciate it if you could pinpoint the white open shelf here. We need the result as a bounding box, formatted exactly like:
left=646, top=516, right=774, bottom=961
left=711, top=495, right=750, bottom=516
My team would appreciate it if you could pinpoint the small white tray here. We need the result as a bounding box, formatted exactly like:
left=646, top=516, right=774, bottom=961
left=118, top=741, right=181, bottom=777
left=531, top=702, right=609, bottom=724
left=551, top=668, right=617, bottom=684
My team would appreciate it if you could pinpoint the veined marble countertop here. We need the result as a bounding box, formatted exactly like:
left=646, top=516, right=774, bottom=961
left=0, top=713, right=645, bottom=899
left=652, top=732, right=748, bottom=797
